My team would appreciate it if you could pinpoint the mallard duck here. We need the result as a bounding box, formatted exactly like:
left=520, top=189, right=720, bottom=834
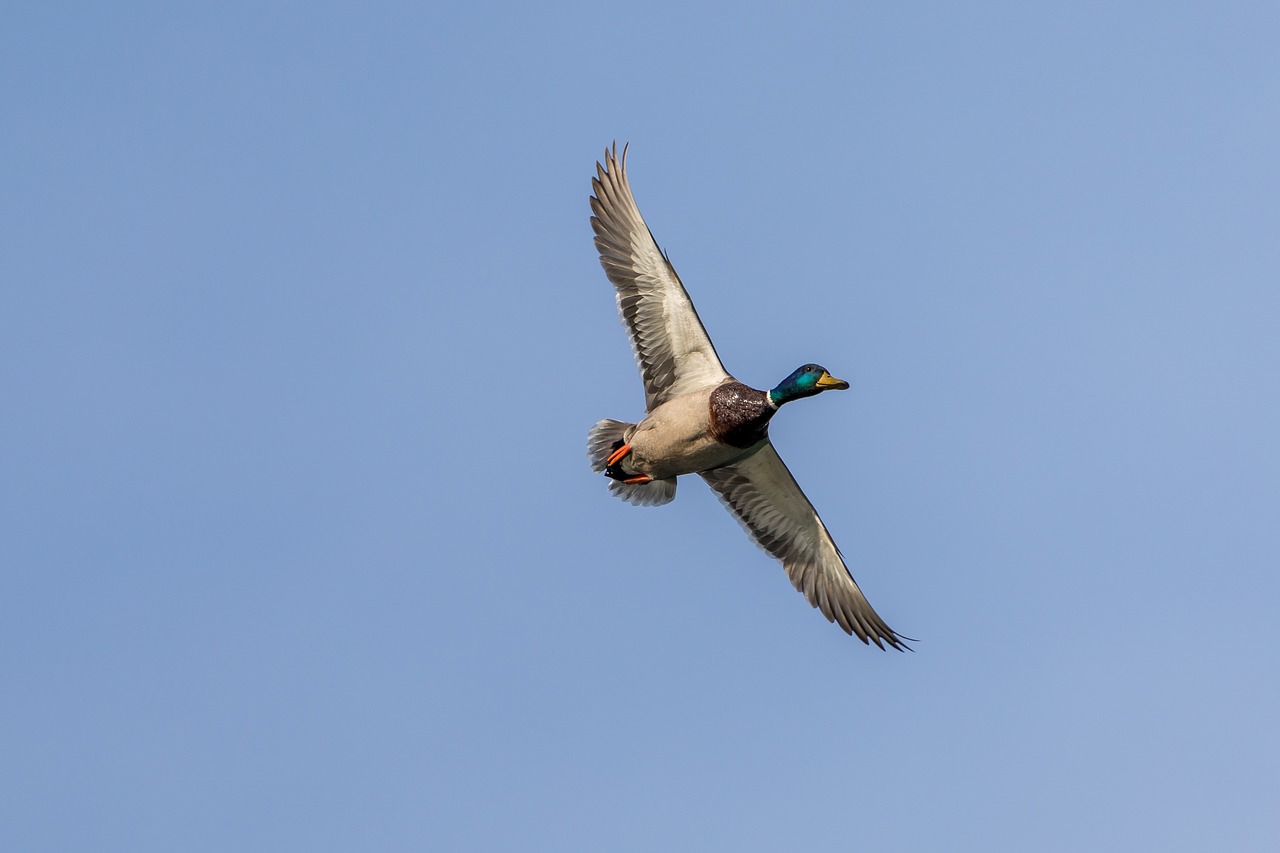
left=586, top=144, right=910, bottom=650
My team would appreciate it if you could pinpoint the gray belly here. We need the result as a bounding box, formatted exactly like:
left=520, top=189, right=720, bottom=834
left=623, top=394, right=757, bottom=479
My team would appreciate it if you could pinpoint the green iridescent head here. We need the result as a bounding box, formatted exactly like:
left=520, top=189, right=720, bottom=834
left=768, top=364, right=850, bottom=406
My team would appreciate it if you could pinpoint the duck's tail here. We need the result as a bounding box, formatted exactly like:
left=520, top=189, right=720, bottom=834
left=587, top=419, right=677, bottom=507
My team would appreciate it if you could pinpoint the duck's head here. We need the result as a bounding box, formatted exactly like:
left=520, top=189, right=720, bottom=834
left=769, top=364, right=850, bottom=406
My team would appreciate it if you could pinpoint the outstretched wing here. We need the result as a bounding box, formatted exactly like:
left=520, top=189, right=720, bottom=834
left=700, top=444, right=910, bottom=650
left=590, top=144, right=731, bottom=412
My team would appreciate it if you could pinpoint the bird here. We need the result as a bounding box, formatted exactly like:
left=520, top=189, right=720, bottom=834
left=586, top=144, right=910, bottom=650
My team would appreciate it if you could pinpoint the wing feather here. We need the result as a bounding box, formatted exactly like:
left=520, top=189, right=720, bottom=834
left=590, top=144, right=731, bottom=411
left=701, top=444, right=910, bottom=650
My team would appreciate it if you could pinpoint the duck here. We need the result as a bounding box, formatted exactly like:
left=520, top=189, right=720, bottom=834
left=586, top=144, right=910, bottom=650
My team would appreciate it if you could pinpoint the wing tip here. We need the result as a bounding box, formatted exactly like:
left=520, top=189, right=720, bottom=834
left=822, top=593, right=914, bottom=651
left=590, top=141, right=638, bottom=233
left=839, top=613, right=916, bottom=652
left=596, top=140, right=630, bottom=179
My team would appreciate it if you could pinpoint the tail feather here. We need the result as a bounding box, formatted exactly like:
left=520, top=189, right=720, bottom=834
left=587, top=419, right=631, bottom=473
left=608, top=476, right=677, bottom=507
left=586, top=419, right=677, bottom=507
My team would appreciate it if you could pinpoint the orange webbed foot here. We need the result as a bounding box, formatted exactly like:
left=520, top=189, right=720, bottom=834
left=606, top=442, right=631, bottom=467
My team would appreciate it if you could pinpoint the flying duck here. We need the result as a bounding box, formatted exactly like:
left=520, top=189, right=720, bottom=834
left=586, top=144, right=909, bottom=650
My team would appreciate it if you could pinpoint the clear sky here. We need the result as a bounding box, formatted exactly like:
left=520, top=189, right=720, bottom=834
left=3, top=3, right=1278, bottom=851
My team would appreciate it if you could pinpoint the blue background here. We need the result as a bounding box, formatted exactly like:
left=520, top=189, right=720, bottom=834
left=4, top=3, right=1277, bottom=850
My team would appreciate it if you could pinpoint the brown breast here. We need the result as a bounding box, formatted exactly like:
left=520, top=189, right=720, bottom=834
left=709, top=381, right=776, bottom=449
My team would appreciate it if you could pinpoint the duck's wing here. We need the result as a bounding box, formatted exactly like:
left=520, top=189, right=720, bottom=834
left=591, top=144, right=731, bottom=412
left=700, top=443, right=910, bottom=650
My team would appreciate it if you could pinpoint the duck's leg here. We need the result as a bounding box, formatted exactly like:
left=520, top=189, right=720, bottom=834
left=605, top=442, right=631, bottom=467
left=605, top=439, right=647, bottom=483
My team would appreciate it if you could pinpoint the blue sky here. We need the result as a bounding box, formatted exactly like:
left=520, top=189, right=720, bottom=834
left=3, top=2, right=1278, bottom=850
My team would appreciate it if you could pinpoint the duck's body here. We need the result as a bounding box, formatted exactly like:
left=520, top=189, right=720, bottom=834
left=611, top=385, right=758, bottom=480
left=604, top=380, right=775, bottom=481
left=586, top=144, right=909, bottom=650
